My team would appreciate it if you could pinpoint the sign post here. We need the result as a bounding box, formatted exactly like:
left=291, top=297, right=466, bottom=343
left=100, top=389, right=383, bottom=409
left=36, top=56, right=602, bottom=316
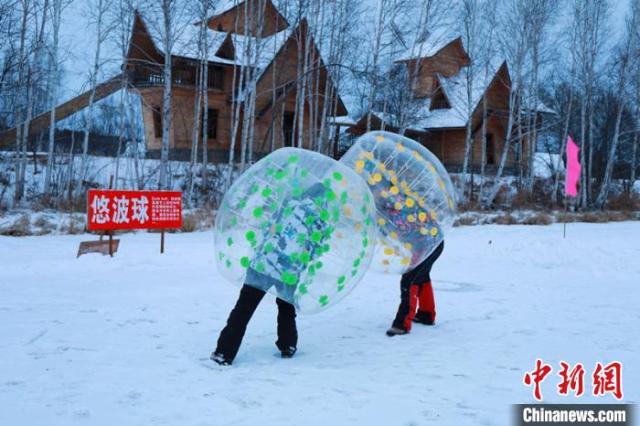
left=79, top=190, right=183, bottom=257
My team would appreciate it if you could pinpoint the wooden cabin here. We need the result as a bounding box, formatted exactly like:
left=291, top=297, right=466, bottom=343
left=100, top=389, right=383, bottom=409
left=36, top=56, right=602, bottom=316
left=348, top=36, right=536, bottom=174
left=0, top=0, right=347, bottom=160
left=126, top=0, right=347, bottom=162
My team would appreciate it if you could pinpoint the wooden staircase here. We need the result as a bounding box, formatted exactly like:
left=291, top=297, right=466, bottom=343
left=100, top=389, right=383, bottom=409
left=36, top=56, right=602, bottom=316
left=0, top=73, right=125, bottom=149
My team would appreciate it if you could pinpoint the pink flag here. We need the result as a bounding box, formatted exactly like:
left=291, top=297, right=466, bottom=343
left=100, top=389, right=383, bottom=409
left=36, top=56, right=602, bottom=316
left=564, top=136, right=581, bottom=198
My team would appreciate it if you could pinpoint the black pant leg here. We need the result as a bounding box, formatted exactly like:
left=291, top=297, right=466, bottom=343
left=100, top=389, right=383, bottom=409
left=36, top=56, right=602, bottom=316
left=411, top=241, right=445, bottom=284
left=216, top=284, right=266, bottom=362
left=275, top=297, right=298, bottom=351
left=392, top=274, right=415, bottom=329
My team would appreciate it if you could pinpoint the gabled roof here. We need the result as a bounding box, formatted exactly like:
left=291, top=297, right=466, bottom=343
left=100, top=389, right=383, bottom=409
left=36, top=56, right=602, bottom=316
left=355, top=61, right=507, bottom=131
left=210, top=0, right=242, bottom=17
left=395, top=26, right=462, bottom=62
left=132, top=11, right=276, bottom=67
left=231, top=27, right=293, bottom=69
left=252, top=19, right=348, bottom=116
left=206, top=0, right=289, bottom=35
left=172, top=24, right=233, bottom=64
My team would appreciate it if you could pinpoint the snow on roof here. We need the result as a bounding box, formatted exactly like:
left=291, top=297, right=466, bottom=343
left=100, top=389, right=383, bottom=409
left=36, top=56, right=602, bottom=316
left=362, top=61, right=502, bottom=131
left=396, top=27, right=458, bottom=62
left=328, top=115, right=357, bottom=126
left=172, top=25, right=234, bottom=64
left=533, top=101, right=556, bottom=115
left=138, top=11, right=290, bottom=67
left=419, top=62, right=501, bottom=129
left=210, top=0, right=241, bottom=18
left=230, top=27, right=292, bottom=69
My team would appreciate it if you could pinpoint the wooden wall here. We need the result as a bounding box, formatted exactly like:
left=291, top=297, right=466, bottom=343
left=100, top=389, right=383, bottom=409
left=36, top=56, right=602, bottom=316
left=138, top=19, right=344, bottom=161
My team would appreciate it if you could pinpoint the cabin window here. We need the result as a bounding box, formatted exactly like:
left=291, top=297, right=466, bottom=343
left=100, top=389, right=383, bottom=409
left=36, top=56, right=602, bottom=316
left=208, top=66, right=224, bottom=89
left=204, top=108, right=218, bottom=139
left=282, top=111, right=296, bottom=147
left=153, top=108, right=162, bottom=138
left=485, top=134, right=495, bottom=165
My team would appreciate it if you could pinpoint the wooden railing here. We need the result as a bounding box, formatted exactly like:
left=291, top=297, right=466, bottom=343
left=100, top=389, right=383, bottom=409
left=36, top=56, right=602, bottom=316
left=127, top=66, right=224, bottom=90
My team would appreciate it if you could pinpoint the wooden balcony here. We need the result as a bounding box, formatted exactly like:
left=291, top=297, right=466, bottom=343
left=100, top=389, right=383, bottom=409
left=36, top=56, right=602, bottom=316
left=126, top=66, right=224, bottom=90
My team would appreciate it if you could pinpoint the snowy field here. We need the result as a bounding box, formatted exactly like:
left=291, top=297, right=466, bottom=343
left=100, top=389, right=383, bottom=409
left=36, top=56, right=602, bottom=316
left=0, top=223, right=638, bottom=425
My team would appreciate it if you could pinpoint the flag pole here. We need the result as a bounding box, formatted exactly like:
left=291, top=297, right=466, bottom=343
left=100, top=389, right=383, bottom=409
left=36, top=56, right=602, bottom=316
left=563, top=199, right=567, bottom=239
left=563, top=135, right=581, bottom=239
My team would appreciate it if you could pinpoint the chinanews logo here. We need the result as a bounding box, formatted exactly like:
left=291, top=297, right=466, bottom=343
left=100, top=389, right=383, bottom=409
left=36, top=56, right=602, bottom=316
left=514, top=359, right=633, bottom=426
left=523, top=359, right=623, bottom=401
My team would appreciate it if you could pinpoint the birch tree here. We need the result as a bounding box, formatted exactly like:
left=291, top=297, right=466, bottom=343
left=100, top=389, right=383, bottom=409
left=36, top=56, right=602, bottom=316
left=595, top=0, right=639, bottom=208
left=187, top=0, right=213, bottom=206
left=142, top=0, right=190, bottom=190
left=43, top=0, right=70, bottom=195
left=367, top=0, right=394, bottom=132
left=477, top=5, right=497, bottom=202
left=572, top=0, right=609, bottom=208
left=484, top=0, right=530, bottom=207
left=13, top=0, right=34, bottom=205
left=111, top=0, right=136, bottom=188
left=523, top=0, right=556, bottom=196
left=459, top=0, right=485, bottom=203
left=77, top=0, right=111, bottom=196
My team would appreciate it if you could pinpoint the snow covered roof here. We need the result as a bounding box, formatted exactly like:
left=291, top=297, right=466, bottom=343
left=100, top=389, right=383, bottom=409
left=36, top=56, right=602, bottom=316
left=210, top=0, right=241, bottom=18
left=532, top=101, right=556, bottom=115
left=396, top=28, right=459, bottom=62
left=359, top=62, right=504, bottom=131
left=137, top=11, right=291, bottom=68
left=172, top=25, right=235, bottom=65
left=328, top=115, right=357, bottom=126
left=230, top=27, right=292, bottom=69
left=424, top=64, right=500, bottom=128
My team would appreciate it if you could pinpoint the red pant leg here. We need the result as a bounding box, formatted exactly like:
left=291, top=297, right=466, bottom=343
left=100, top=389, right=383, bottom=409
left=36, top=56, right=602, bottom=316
left=402, top=284, right=419, bottom=331
left=418, top=281, right=436, bottom=321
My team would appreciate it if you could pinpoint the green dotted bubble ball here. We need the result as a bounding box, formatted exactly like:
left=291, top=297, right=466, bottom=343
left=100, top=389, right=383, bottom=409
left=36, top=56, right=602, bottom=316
left=214, top=147, right=379, bottom=315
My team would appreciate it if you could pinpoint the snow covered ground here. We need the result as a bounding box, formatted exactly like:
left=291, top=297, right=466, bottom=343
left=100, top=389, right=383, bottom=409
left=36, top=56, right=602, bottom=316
left=0, top=223, right=638, bottom=425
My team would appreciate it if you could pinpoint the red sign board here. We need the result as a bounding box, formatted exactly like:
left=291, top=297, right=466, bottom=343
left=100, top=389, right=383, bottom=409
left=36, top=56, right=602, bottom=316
left=87, top=190, right=182, bottom=231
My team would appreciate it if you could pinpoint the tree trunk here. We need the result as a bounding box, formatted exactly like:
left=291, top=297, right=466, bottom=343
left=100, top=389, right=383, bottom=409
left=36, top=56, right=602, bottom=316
left=551, top=90, right=574, bottom=206
left=579, top=97, right=587, bottom=208
left=44, top=0, right=63, bottom=195
left=479, top=94, right=488, bottom=203
left=78, top=0, right=105, bottom=196
left=630, top=134, right=638, bottom=187
left=13, top=0, right=30, bottom=206
left=594, top=100, right=624, bottom=208
left=485, top=87, right=518, bottom=208
left=159, top=0, right=173, bottom=190
left=188, top=60, right=203, bottom=206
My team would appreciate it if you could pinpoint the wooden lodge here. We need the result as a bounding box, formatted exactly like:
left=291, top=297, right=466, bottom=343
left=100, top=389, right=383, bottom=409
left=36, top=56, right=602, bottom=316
left=126, top=0, right=347, bottom=162
left=348, top=35, right=550, bottom=174
left=0, top=0, right=347, bottom=162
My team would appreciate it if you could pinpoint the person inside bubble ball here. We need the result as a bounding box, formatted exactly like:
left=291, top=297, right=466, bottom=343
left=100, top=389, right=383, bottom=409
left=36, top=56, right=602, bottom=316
left=382, top=184, right=444, bottom=337
left=211, top=182, right=328, bottom=366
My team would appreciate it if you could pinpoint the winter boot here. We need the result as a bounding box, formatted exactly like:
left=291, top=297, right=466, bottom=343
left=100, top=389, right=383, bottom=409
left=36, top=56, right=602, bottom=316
left=210, top=352, right=232, bottom=366
left=386, top=326, right=409, bottom=336
left=280, top=346, right=297, bottom=358
left=413, top=311, right=435, bottom=325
